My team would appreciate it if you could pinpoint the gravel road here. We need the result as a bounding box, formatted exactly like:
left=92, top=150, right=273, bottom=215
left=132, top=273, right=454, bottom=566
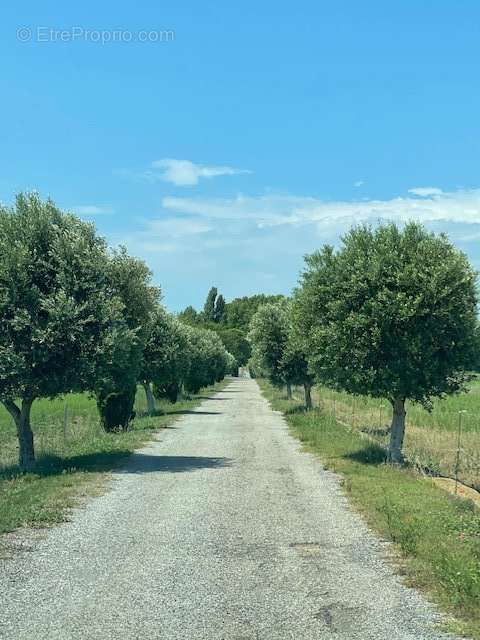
left=1, top=379, right=457, bottom=639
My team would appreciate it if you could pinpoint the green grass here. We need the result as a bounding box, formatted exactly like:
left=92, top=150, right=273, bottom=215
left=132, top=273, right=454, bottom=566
left=0, top=382, right=227, bottom=537
left=259, top=380, right=480, bottom=639
left=298, top=379, right=480, bottom=491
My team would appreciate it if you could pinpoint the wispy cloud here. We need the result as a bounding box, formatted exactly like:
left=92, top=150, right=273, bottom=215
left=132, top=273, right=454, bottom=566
left=150, top=158, right=251, bottom=186
left=118, top=186, right=480, bottom=310
left=114, top=159, right=251, bottom=187
left=162, top=188, right=480, bottom=231
left=353, top=180, right=365, bottom=187
left=73, top=205, right=112, bottom=215
left=408, top=187, right=444, bottom=197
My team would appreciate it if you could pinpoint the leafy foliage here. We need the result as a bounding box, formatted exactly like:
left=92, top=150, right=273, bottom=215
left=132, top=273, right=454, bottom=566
left=183, top=326, right=229, bottom=394
left=94, top=249, right=159, bottom=432
left=216, top=327, right=251, bottom=366
left=0, top=194, right=129, bottom=466
left=224, top=294, right=285, bottom=332
left=214, top=294, right=226, bottom=323
left=293, top=222, right=479, bottom=458
left=294, top=222, right=478, bottom=405
left=143, top=309, right=191, bottom=404
left=248, top=300, right=313, bottom=406
left=203, top=286, right=218, bottom=322
left=0, top=193, right=116, bottom=401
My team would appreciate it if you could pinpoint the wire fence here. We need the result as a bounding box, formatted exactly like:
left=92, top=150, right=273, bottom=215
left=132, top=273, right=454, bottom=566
left=291, top=386, right=480, bottom=493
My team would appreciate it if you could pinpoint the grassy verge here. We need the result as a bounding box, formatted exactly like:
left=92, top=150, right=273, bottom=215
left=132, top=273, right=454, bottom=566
left=259, top=380, right=480, bottom=639
left=0, top=381, right=227, bottom=536
left=305, top=380, right=480, bottom=490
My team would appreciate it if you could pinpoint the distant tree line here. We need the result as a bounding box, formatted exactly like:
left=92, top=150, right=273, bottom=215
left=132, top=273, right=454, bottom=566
left=248, top=222, right=479, bottom=463
left=0, top=194, right=235, bottom=471
left=178, top=288, right=284, bottom=372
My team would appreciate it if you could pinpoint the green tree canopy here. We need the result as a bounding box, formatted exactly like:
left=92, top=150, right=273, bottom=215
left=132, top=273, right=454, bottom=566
left=0, top=193, right=124, bottom=468
left=294, top=222, right=479, bottom=461
left=216, top=327, right=251, bottom=366
left=203, top=286, right=218, bottom=322
left=224, top=294, right=285, bottom=332
left=183, top=326, right=229, bottom=394
left=94, top=248, right=160, bottom=431
left=248, top=301, right=313, bottom=408
left=214, top=294, right=226, bottom=323
left=177, top=305, right=200, bottom=326
left=143, top=310, right=191, bottom=406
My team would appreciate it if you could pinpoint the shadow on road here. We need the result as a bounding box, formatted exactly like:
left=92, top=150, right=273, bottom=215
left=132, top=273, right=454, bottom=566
left=121, top=454, right=233, bottom=474
left=195, top=396, right=231, bottom=401
left=0, top=451, right=135, bottom=480
left=166, top=409, right=222, bottom=416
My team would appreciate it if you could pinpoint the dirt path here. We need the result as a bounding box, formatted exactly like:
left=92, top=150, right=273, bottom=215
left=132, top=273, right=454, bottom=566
left=0, top=379, right=456, bottom=639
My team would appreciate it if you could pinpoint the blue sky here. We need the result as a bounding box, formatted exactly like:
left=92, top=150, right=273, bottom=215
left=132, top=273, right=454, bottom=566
left=1, top=2, right=480, bottom=310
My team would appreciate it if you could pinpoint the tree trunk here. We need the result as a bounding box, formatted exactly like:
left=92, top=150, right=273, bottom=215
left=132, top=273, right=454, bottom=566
left=388, top=397, right=406, bottom=463
left=4, top=398, right=35, bottom=471
left=286, top=383, right=292, bottom=400
left=304, top=382, right=313, bottom=410
left=143, top=382, right=156, bottom=415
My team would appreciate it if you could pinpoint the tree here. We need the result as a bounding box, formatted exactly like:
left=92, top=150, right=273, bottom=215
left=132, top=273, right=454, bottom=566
left=177, top=305, right=200, bottom=326
left=142, top=311, right=191, bottom=407
left=294, top=222, right=478, bottom=462
left=214, top=294, right=226, bottom=323
left=225, top=351, right=238, bottom=376
left=94, top=248, right=160, bottom=431
left=0, top=193, right=122, bottom=469
left=248, top=301, right=313, bottom=408
left=216, top=327, right=251, bottom=366
left=224, top=294, right=285, bottom=331
left=183, top=326, right=229, bottom=394
left=203, top=287, right=218, bottom=322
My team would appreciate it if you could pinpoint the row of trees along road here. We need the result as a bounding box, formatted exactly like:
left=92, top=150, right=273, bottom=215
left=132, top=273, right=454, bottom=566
left=249, top=222, right=479, bottom=463
left=0, top=194, right=235, bottom=471
left=178, top=288, right=285, bottom=369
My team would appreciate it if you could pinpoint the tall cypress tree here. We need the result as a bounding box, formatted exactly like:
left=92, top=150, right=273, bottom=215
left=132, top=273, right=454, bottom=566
left=214, top=294, right=226, bottom=323
left=203, top=286, right=217, bottom=322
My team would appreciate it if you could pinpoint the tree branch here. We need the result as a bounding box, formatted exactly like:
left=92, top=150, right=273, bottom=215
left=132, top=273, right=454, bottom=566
left=2, top=399, right=21, bottom=424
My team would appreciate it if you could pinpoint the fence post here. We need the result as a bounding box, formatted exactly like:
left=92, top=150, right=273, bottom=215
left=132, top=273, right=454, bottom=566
left=455, top=410, right=466, bottom=495
left=63, top=402, right=68, bottom=445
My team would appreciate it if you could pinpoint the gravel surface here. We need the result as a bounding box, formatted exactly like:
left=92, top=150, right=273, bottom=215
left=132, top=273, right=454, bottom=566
left=0, top=379, right=458, bottom=639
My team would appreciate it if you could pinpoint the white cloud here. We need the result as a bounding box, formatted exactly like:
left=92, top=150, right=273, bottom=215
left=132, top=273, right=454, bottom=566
left=353, top=180, right=364, bottom=187
left=123, top=216, right=213, bottom=254
left=151, top=158, right=251, bottom=186
left=162, top=188, right=480, bottom=232
left=73, top=205, right=112, bottom=215
left=408, top=187, right=444, bottom=197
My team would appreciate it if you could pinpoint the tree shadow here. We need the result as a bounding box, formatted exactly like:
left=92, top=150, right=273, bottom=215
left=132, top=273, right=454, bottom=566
left=120, top=454, right=233, bottom=474
left=0, top=450, right=134, bottom=480
left=165, top=409, right=222, bottom=416
left=344, top=443, right=387, bottom=465
left=137, top=409, right=165, bottom=418
left=285, top=404, right=309, bottom=416
left=0, top=451, right=233, bottom=480
left=361, top=426, right=390, bottom=438
left=195, top=396, right=231, bottom=401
